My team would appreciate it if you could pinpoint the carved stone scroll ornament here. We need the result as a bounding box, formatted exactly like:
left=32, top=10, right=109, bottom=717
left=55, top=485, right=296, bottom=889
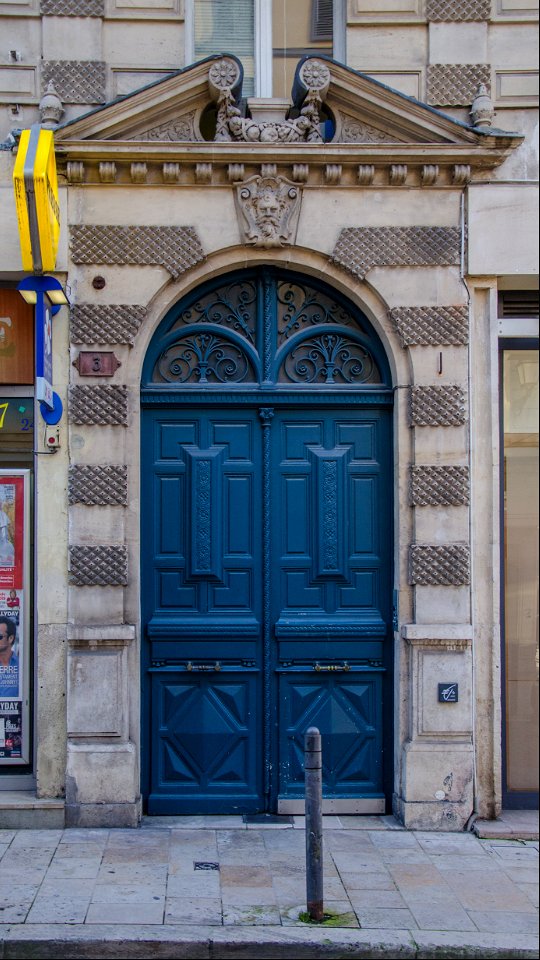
left=209, top=56, right=330, bottom=144
left=235, top=176, right=302, bottom=249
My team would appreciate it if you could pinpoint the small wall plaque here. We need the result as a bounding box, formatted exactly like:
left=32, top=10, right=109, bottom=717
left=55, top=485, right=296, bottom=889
left=438, top=682, right=458, bottom=703
left=74, top=351, right=121, bottom=377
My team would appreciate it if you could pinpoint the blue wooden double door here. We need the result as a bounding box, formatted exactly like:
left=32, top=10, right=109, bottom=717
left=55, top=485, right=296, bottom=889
left=141, top=271, right=393, bottom=814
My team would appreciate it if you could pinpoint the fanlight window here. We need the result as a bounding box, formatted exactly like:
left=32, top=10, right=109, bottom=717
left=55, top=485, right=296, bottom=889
left=147, top=270, right=387, bottom=389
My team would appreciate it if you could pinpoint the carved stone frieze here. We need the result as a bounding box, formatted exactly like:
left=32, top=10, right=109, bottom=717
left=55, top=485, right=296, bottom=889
left=70, top=225, right=205, bottom=280
left=390, top=306, right=469, bottom=346
left=131, top=113, right=197, bottom=142
left=210, top=55, right=329, bottom=144
left=41, top=61, right=106, bottom=104
left=426, top=0, right=490, bottom=21
left=69, top=465, right=128, bottom=506
left=69, top=545, right=128, bottom=586
left=410, top=385, right=467, bottom=427
left=409, top=544, right=471, bottom=586
left=235, top=176, right=302, bottom=249
left=41, top=0, right=104, bottom=14
left=410, top=466, right=470, bottom=506
left=427, top=65, right=491, bottom=106
left=338, top=114, right=403, bottom=144
left=332, top=227, right=461, bottom=280
left=69, top=385, right=128, bottom=425
left=70, top=304, right=145, bottom=346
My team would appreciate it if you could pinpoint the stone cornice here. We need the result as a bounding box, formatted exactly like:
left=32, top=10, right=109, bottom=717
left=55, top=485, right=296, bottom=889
left=56, top=140, right=518, bottom=187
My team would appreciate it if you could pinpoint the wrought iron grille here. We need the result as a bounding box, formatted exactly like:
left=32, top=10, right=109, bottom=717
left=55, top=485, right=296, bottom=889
left=148, top=270, right=385, bottom=388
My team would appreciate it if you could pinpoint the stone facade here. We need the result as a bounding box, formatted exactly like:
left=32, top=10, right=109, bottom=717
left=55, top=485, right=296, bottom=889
left=0, top=4, right=538, bottom=831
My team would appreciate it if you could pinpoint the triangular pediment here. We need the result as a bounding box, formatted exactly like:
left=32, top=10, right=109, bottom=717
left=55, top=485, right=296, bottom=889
left=53, top=54, right=522, bottom=176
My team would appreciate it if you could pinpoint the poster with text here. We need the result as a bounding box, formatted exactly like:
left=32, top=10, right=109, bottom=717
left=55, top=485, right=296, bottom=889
left=0, top=471, right=29, bottom=765
left=0, top=476, right=24, bottom=589
left=0, top=594, right=21, bottom=699
left=0, top=700, right=22, bottom=759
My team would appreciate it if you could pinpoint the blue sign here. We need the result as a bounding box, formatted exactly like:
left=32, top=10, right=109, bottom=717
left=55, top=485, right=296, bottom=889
left=438, top=682, right=459, bottom=703
left=35, top=295, right=53, bottom=409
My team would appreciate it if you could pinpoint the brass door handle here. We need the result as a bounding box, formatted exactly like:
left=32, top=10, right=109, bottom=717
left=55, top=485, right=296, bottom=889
left=186, top=661, right=222, bottom=672
left=314, top=662, right=350, bottom=672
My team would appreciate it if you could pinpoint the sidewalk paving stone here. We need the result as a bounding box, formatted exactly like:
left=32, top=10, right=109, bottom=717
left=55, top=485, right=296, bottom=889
left=0, top=817, right=537, bottom=958
left=165, top=897, right=222, bottom=925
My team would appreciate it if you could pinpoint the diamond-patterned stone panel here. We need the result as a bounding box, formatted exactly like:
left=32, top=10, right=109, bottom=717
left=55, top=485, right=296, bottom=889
left=426, top=0, right=490, bottom=20
left=41, top=61, right=106, bottom=104
left=427, top=65, right=491, bottom=106
left=409, top=544, right=471, bottom=585
left=69, top=465, right=128, bottom=505
left=411, top=466, right=470, bottom=506
left=70, top=304, right=146, bottom=345
left=410, top=385, right=466, bottom=426
left=390, top=306, right=469, bottom=346
left=69, top=385, right=128, bottom=425
left=41, top=1, right=104, bottom=15
left=69, top=545, right=128, bottom=586
left=70, top=226, right=205, bottom=280
left=332, top=227, right=461, bottom=280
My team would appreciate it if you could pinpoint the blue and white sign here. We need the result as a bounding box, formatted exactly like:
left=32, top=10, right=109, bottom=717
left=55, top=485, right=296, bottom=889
left=35, top=296, right=53, bottom=409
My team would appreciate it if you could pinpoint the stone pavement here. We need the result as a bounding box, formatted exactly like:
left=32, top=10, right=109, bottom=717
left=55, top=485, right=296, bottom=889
left=0, top=814, right=538, bottom=959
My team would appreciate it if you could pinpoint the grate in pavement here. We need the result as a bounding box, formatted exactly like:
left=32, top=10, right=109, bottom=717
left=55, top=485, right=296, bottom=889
left=193, top=861, right=220, bottom=871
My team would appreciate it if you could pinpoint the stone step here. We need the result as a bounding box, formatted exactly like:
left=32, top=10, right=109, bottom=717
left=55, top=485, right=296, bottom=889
left=0, top=790, right=65, bottom=829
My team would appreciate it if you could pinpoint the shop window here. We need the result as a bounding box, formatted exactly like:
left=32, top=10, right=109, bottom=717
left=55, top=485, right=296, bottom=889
left=500, top=321, right=539, bottom=807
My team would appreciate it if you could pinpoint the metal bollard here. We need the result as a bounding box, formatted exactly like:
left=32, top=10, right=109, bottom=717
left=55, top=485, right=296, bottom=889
left=305, top=726, right=323, bottom=921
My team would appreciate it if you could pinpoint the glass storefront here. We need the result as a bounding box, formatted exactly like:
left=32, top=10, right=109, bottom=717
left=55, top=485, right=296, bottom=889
left=502, top=346, right=539, bottom=805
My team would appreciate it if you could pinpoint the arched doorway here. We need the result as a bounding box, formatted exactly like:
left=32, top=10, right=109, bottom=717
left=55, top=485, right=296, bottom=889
left=141, top=267, right=394, bottom=814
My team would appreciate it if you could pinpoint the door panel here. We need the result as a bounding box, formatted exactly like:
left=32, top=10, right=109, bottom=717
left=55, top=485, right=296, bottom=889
left=150, top=668, right=261, bottom=813
left=278, top=670, right=384, bottom=803
left=271, top=410, right=390, bottom=807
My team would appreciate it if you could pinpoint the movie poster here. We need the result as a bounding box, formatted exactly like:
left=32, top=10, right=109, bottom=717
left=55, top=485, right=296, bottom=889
left=0, top=473, right=28, bottom=764
left=0, top=700, right=22, bottom=759
left=0, top=476, right=24, bottom=590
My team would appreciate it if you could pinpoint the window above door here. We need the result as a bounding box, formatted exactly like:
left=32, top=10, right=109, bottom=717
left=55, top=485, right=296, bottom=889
left=187, top=0, right=342, bottom=98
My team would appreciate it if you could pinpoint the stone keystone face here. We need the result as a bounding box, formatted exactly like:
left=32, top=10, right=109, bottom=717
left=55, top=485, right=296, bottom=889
left=234, top=176, right=303, bottom=248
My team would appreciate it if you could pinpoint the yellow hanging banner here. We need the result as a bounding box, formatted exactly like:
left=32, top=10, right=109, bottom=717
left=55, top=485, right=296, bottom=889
left=13, top=127, right=60, bottom=273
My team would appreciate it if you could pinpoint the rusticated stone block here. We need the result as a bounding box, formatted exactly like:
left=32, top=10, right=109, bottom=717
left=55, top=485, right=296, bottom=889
left=390, top=306, right=469, bottom=346
left=411, top=466, right=470, bottom=506
left=410, top=385, right=466, bottom=426
left=41, top=0, right=104, bottom=15
left=427, top=65, right=491, bottom=107
left=409, top=544, right=470, bottom=585
left=426, top=0, right=490, bottom=20
left=41, top=61, right=106, bottom=104
left=332, top=227, right=461, bottom=280
left=69, top=385, right=128, bottom=425
left=70, top=304, right=145, bottom=346
left=69, top=465, right=128, bottom=506
left=69, top=545, right=128, bottom=586
left=70, top=226, right=205, bottom=280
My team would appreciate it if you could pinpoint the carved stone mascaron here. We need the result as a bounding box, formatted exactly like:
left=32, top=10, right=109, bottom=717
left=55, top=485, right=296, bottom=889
left=234, top=175, right=303, bottom=249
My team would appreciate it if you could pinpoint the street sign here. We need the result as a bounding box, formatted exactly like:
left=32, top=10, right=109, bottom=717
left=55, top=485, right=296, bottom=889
left=13, top=126, right=60, bottom=273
